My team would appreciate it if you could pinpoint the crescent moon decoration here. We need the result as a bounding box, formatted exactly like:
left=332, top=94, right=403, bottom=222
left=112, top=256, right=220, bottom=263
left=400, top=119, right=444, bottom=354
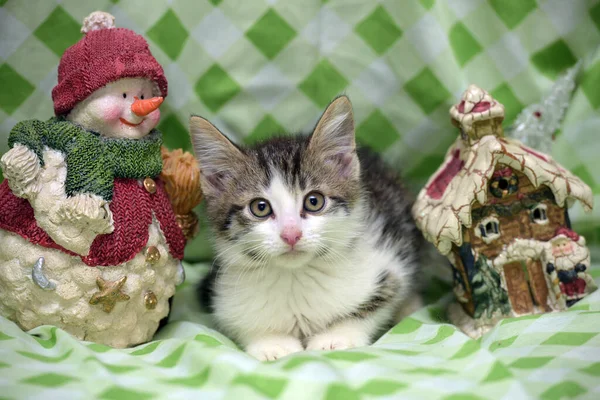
left=32, top=257, right=56, bottom=290
left=176, top=261, right=186, bottom=286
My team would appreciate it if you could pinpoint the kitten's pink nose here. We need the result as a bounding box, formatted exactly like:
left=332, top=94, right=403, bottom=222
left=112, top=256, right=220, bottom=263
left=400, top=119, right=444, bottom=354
left=280, top=227, right=302, bottom=247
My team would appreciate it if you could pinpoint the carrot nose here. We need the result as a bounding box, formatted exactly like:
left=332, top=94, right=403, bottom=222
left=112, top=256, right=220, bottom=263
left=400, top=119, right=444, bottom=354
left=131, top=96, right=163, bottom=117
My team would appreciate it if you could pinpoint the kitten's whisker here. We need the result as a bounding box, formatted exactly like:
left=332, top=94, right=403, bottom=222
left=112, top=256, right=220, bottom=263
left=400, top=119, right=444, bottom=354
left=319, top=230, right=361, bottom=239
left=216, top=241, right=267, bottom=264
left=323, top=237, right=357, bottom=246
left=216, top=240, right=272, bottom=289
left=231, top=246, right=270, bottom=293
left=319, top=244, right=351, bottom=267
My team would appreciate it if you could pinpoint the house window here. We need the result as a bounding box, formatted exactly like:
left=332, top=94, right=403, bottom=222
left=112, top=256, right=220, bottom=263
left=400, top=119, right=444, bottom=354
left=482, top=221, right=499, bottom=236
left=531, top=204, right=548, bottom=225
left=475, top=216, right=501, bottom=243
left=489, top=169, right=519, bottom=198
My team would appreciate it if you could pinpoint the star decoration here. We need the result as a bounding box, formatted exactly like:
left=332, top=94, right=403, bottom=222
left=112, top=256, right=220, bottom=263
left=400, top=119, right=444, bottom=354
left=89, top=276, right=130, bottom=313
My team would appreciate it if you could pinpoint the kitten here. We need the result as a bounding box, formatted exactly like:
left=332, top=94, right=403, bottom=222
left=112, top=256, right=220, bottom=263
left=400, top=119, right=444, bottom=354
left=191, top=96, right=422, bottom=361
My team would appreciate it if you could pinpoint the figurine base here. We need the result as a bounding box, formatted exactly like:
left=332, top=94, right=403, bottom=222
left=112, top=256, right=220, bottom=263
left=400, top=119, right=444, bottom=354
left=447, top=302, right=565, bottom=339
left=447, top=302, right=496, bottom=339
left=0, top=219, right=180, bottom=348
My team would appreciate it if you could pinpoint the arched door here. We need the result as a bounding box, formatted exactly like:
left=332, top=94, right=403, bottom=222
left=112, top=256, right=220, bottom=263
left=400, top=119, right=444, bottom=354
left=503, top=259, right=550, bottom=315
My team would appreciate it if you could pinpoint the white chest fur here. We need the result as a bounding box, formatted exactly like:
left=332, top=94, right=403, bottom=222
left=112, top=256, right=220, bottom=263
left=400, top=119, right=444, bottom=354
left=212, top=235, right=404, bottom=345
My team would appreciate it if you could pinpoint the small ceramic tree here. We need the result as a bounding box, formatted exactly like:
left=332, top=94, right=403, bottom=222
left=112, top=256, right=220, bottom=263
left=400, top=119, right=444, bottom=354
left=412, top=85, right=596, bottom=338
left=0, top=11, right=200, bottom=348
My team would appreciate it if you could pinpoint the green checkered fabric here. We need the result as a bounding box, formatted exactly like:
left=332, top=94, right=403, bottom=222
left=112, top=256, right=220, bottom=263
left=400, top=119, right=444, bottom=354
left=1, top=0, right=600, bottom=259
left=1, top=1, right=600, bottom=398
left=0, top=261, right=599, bottom=399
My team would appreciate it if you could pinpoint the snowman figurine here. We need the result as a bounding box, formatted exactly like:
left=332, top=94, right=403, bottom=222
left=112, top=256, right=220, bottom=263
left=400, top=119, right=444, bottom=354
left=0, top=12, right=189, bottom=348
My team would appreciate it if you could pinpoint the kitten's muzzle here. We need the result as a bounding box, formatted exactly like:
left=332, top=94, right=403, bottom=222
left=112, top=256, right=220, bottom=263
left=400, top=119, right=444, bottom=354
left=280, top=226, right=302, bottom=248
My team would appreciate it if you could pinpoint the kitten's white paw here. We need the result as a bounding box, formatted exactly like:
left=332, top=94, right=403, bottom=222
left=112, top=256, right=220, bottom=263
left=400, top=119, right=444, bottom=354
left=246, top=336, right=303, bottom=361
left=306, top=331, right=368, bottom=351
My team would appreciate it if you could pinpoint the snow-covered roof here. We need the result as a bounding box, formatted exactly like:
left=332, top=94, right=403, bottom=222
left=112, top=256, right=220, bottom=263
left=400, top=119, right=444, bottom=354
left=412, top=86, right=593, bottom=256
left=449, top=84, right=504, bottom=137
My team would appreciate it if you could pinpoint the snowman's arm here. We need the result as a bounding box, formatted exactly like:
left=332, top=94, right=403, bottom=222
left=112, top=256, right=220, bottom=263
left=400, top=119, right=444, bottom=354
left=7, top=120, right=46, bottom=160
left=1, top=120, right=47, bottom=199
left=40, top=192, right=114, bottom=256
left=26, top=147, right=114, bottom=256
left=1, top=146, right=42, bottom=199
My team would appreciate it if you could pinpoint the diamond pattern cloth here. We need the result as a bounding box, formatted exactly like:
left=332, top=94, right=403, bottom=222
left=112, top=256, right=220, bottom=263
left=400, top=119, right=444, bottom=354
left=2, top=0, right=600, bottom=255
left=0, top=261, right=599, bottom=399
left=1, top=0, right=600, bottom=397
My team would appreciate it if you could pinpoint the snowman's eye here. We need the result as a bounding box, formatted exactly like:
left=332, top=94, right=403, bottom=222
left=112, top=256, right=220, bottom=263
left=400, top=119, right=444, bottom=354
left=140, top=95, right=144, bottom=100
left=122, top=93, right=127, bottom=99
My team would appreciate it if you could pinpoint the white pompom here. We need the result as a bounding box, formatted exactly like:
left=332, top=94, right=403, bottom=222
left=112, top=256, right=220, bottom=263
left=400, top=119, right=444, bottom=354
left=81, top=11, right=116, bottom=34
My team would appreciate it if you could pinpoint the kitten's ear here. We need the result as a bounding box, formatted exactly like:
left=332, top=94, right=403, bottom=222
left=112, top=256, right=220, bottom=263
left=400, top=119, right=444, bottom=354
left=309, top=96, right=358, bottom=178
left=189, top=115, right=244, bottom=196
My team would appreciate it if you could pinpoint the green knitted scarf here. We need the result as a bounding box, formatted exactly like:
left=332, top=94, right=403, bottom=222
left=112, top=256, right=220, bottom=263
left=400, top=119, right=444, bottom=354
left=8, top=117, right=163, bottom=201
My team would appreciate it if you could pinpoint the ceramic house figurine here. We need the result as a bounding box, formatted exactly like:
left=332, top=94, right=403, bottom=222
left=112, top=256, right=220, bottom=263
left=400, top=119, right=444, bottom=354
left=0, top=11, right=200, bottom=348
left=412, top=85, right=596, bottom=338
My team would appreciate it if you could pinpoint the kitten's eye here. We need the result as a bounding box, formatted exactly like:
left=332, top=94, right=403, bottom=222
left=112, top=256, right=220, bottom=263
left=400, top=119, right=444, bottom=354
left=249, top=198, right=272, bottom=218
left=304, top=192, right=325, bottom=213
left=122, top=93, right=127, bottom=98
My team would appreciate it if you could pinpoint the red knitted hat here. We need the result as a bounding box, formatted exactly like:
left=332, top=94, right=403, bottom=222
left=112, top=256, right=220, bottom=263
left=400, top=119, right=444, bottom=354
left=554, top=227, right=580, bottom=242
left=52, top=12, right=168, bottom=116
